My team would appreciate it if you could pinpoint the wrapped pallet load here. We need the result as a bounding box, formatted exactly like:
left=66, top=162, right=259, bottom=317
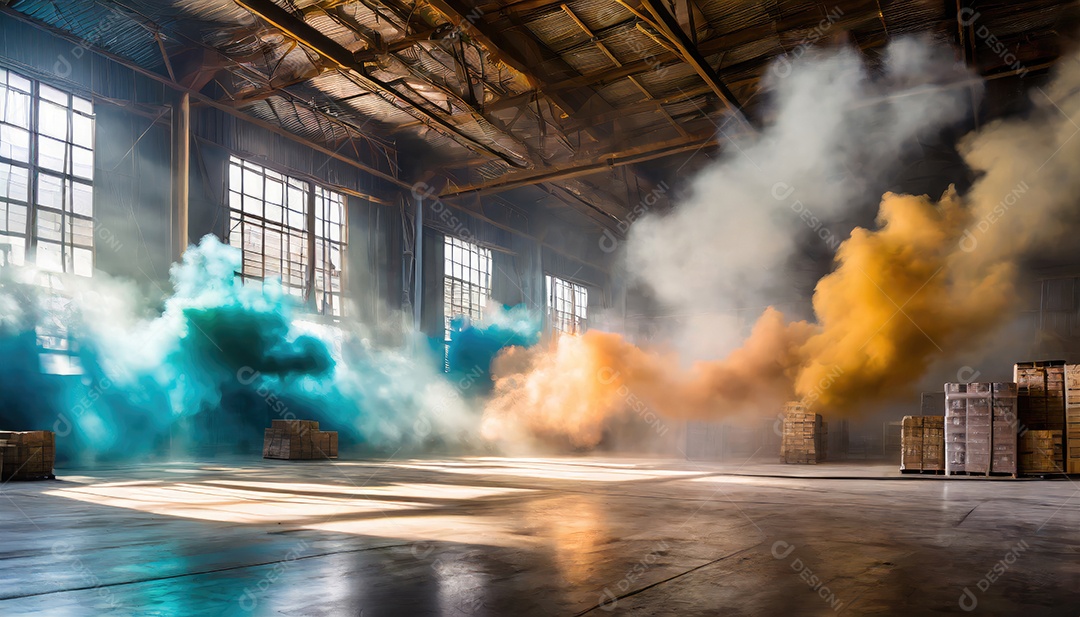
left=945, top=383, right=1017, bottom=477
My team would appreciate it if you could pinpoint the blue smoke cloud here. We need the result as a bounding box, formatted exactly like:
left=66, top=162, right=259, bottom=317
left=0, top=235, right=541, bottom=463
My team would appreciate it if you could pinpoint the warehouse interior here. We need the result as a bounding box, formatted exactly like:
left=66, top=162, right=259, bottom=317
left=2, top=0, right=1080, bottom=614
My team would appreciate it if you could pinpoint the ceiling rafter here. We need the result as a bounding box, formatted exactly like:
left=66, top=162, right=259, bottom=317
left=235, top=0, right=535, bottom=169
left=632, top=0, right=751, bottom=131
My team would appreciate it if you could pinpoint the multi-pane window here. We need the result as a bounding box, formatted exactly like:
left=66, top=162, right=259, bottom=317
left=313, top=186, right=345, bottom=317
left=546, top=274, right=588, bottom=336
left=227, top=156, right=346, bottom=313
left=443, top=236, right=492, bottom=363
left=228, top=157, right=308, bottom=297
left=0, top=69, right=94, bottom=275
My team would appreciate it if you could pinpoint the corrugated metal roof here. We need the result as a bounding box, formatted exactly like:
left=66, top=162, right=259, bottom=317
left=10, top=0, right=166, bottom=72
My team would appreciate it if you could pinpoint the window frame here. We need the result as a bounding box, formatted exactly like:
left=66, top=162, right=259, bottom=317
left=0, top=68, right=95, bottom=276
left=443, top=235, right=493, bottom=369
left=546, top=274, right=588, bottom=336
left=226, top=155, right=348, bottom=316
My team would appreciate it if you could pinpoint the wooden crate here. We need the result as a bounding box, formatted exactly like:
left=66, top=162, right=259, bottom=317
left=263, top=420, right=338, bottom=460
left=1015, top=361, right=1066, bottom=434
left=901, top=416, right=924, bottom=471
left=0, top=431, right=55, bottom=481
left=780, top=403, right=825, bottom=464
left=1019, top=430, right=1063, bottom=474
left=1065, top=365, right=1080, bottom=474
left=923, top=416, right=945, bottom=472
left=901, top=416, right=946, bottom=472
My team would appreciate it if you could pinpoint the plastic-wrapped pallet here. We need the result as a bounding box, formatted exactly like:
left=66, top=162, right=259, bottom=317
left=991, top=383, right=1018, bottom=476
left=945, top=385, right=971, bottom=474
left=945, top=383, right=1016, bottom=476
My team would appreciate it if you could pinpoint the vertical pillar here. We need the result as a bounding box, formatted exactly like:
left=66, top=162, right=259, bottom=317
left=306, top=181, right=317, bottom=308
left=171, top=92, right=189, bottom=261
left=413, top=193, right=423, bottom=332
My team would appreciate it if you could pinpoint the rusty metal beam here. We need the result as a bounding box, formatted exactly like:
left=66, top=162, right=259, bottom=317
left=424, top=0, right=593, bottom=133
left=235, top=0, right=530, bottom=167
left=540, top=184, right=623, bottom=229
left=637, top=0, right=750, bottom=129
left=441, top=131, right=720, bottom=198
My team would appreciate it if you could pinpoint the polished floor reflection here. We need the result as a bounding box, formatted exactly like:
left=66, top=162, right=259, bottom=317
left=0, top=457, right=1077, bottom=615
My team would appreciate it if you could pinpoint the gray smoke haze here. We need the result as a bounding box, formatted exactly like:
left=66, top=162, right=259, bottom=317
left=627, top=38, right=979, bottom=361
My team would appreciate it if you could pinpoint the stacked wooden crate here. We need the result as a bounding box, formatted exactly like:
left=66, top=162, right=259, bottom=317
left=901, top=416, right=925, bottom=471
left=1015, top=361, right=1066, bottom=475
left=262, top=420, right=338, bottom=460
left=1065, top=365, right=1080, bottom=473
left=1015, top=361, right=1066, bottom=431
left=780, top=402, right=825, bottom=464
left=1019, top=430, right=1063, bottom=474
left=0, top=431, right=55, bottom=481
left=901, top=416, right=945, bottom=473
left=945, top=383, right=1016, bottom=476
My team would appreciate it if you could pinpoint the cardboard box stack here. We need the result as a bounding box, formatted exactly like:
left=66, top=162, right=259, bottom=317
left=262, top=420, right=338, bottom=460
left=1015, top=361, right=1066, bottom=475
left=945, top=383, right=1017, bottom=476
left=1019, top=430, right=1063, bottom=474
left=902, top=416, right=924, bottom=471
left=924, top=416, right=946, bottom=471
left=901, top=416, right=945, bottom=473
left=780, top=402, right=825, bottom=464
left=1015, top=361, right=1066, bottom=431
left=1065, top=365, right=1080, bottom=473
left=0, top=431, right=55, bottom=481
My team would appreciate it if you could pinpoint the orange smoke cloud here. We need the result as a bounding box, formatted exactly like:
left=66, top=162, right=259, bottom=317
left=482, top=52, right=1080, bottom=448
left=482, top=189, right=1021, bottom=447
left=794, top=189, right=1014, bottom=410
left=483, top=309, right=814, bottom=447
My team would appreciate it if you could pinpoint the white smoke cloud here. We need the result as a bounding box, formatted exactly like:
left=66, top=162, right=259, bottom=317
left=626, top=37, right=978, bottom=361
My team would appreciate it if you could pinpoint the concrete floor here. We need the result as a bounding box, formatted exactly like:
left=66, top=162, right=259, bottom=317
left=0, top=457, right=1077, bottom=616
